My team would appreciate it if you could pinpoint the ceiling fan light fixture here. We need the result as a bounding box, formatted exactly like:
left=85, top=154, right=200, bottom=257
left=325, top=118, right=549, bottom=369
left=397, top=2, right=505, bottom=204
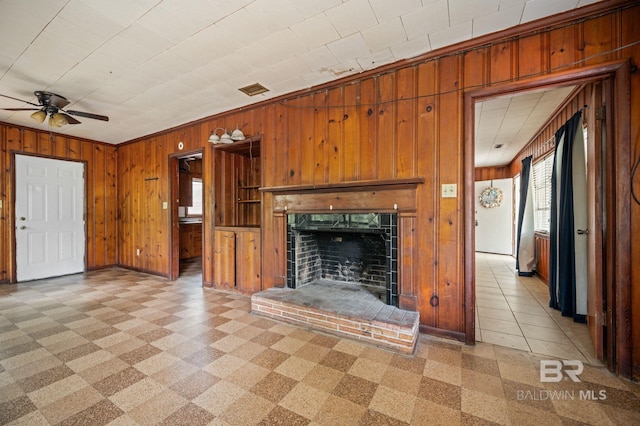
left=30, top=110, right=46, bottom=123
left=50, top=112, right=68, bottom=127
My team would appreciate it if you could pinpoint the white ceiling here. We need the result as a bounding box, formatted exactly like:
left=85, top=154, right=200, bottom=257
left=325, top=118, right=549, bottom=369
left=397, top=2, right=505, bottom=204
left=0, top=0, right=599, bottom=154
left=474, top=85, right=576, bottom=167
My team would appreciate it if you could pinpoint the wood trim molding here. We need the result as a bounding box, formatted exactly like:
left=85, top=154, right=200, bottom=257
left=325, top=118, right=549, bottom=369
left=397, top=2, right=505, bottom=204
left=261, top=177, right=424, bottom=194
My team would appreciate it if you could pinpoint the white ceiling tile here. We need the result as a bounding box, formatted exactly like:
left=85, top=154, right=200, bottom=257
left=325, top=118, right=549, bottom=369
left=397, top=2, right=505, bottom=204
left=171, top=26, right=241, bottom=67
left=400, top=0, right=449, bottom=40
left=369, top=0, right=422, bottom=23
left=473, top=3, right=524, bottom=37
left=326, top=33, right=371, bottom=63
left=207, top=0, right=254, bottom=16
left=155, top=0, right=226, bottom=30
left=521, top=0, right=578, bottom=23
left=324, top=0, right=379, bottom=37
left=293, top=0, right=343, bottom=18
left=235, top=29, right=307, bottom=69
left=449, top=0, right=501, bottom=26
left=297, top=46, right=340, bottom=71
left=79, top=0, right=154, bottom=26
left=429, top=21, right=473, bottom=50
left=245, top=0, right=305, bottom=32
left=361, top=17, right=407, bottom=52
left=290, top=13, right=341, bottom=50
left=214, top=9, right=272, bottom=46
left=390, top=35, right=432, bottom=60
left=136, top=4, right=199, bottom=44
left=357, top=48, right=395, bottom=71
left=58, top=1, right=125, bottom=39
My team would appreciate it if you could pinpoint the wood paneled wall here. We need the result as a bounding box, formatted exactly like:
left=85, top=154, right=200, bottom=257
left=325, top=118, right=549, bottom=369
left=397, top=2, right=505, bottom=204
left=474, top=166, right=511, bottom=182
left=113, top=3, right=639, bottom=366
left=0, top=124, right=117, bottom=282
left=534, top=233, right=550, bottom=284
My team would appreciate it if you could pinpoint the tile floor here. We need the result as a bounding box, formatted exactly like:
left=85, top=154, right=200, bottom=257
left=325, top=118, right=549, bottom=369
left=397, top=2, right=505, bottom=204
left=475, top=252, right=599, bottom=365
left=1, top=258, right=639, bottom=425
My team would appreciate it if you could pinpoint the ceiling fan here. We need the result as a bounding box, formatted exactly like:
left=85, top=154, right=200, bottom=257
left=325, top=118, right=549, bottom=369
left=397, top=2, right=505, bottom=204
left=0, top=91, right=109, bottom=127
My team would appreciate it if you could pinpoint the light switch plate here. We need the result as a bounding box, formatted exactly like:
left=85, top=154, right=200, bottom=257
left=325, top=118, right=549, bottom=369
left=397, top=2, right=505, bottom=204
left=162, top=201, right=168, bottom=210
left=441, top=183, right=457, bottom=198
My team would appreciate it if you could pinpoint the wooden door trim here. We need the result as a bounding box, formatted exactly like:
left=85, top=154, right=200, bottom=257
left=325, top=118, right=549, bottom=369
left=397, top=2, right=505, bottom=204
left=463, top=60, right=632, bottom=378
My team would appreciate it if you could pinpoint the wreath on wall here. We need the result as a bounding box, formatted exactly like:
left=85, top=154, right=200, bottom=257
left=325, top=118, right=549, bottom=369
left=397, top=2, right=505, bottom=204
left=479, top=186, right=503, bottom=208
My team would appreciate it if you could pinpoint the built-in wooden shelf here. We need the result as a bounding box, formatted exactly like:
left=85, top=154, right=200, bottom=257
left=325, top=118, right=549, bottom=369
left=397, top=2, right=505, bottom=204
left=261, top=177, right=425, bottom=194
left=212, top=135, right=261, bottom=157
left=237, top=200, right=260, bottom=204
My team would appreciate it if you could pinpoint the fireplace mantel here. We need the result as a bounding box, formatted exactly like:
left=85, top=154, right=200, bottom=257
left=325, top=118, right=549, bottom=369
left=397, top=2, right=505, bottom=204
left=260, top=177, right=424, bottom=194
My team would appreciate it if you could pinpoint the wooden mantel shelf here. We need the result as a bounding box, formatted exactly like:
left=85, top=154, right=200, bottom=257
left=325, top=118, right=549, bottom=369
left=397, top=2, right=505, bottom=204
left=261, top=177, right=424, bottom=194
left=212, top=135, right=261, bottom=157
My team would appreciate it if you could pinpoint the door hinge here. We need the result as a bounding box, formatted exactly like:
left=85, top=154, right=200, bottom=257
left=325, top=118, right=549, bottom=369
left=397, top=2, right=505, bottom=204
left=596, top=310, right=606, bottom=326
left=595, top=106, right=606, bottom=120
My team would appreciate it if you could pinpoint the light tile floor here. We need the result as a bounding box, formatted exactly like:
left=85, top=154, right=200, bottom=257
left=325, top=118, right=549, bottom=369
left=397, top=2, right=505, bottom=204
left=1, top=258, right=639, bottom=425
left=476, top=252, right=599, bottom=365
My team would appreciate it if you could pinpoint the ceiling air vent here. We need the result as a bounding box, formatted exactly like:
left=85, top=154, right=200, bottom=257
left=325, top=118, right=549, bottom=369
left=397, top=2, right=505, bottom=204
left=239, top=83, right=270, bottom=96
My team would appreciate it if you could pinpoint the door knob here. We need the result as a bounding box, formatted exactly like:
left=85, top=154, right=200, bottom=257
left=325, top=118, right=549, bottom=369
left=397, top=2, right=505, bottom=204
left=20, top=226, right=26, bottom=230
left=19, top=217, right=25, bottom=221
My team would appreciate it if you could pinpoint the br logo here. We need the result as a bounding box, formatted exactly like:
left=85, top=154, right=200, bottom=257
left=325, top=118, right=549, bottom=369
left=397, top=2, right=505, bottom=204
left=539, top=360, right=584, bottom=382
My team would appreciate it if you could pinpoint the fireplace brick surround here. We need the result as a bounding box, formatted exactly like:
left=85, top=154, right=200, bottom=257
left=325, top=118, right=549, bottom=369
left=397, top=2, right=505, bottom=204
left=254, top=182, right=423, bottom=353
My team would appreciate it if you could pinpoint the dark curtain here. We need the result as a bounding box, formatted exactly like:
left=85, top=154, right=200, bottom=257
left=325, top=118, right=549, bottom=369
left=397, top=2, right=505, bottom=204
left=549, top=111, right=584, bottom=321
left=516, top=155, right=533, bottom=275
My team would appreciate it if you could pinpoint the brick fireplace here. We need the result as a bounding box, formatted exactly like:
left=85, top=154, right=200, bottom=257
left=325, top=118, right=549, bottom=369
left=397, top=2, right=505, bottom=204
left=252, top=182, right=422, bottom=353
left=286, top=212, right=398, bottom=306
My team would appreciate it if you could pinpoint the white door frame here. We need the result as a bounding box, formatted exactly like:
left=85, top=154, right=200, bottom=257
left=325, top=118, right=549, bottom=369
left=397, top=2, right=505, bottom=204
left=13, top=153, right=87, bottom=282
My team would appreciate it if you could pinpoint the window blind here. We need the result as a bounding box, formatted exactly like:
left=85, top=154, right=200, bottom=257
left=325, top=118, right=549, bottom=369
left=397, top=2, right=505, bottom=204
left=532, top=153, right=554, bottom=232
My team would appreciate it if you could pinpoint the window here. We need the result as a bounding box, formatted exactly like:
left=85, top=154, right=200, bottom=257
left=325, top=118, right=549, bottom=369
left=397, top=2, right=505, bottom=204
left=187, top=178, right=202, bottom=216
left=532, top=153, right=554, bottom=232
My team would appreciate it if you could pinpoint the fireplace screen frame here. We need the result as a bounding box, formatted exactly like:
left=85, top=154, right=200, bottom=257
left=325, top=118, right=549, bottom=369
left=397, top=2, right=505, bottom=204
left=286, top=212, right=398, bottom=307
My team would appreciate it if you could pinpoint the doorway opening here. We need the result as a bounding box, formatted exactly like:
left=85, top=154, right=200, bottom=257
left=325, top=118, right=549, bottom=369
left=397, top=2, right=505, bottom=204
left=170, top=149, right=203, bottom=280
left=465, top=61, right=632, bottom=377
left=465, top=66, right=628, bottom=374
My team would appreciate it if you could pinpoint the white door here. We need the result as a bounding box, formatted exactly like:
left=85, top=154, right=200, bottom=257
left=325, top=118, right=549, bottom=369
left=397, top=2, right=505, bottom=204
left=15, top=155, right=85, bottom=281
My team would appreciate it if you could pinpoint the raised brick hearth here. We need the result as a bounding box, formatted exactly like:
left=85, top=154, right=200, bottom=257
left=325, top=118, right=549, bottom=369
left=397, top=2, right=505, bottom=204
left=251, top=280, right=420, bottom=354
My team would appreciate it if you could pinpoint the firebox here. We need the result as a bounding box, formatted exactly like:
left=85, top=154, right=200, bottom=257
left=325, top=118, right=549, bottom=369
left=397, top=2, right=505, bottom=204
left=286, top=213, right=398, bottom=306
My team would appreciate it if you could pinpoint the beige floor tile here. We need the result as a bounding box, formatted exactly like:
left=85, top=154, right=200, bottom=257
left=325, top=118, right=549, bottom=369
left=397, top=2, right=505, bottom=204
left=478, top=317, right=523, bottom=336
left=461, top=388, right=509, bottom=425
left=279, top=382, right=330, bottom=419
left=108, top=377, right=165, bottom=412
left=480, top=330, right=530, bottom=352
left=192, top=380, right=246, bottom=416
left=127, top=389, right=188, bottom=425
left=28, top=374, right=89, bottom=408
left=369, top=385, right=416, bottom=423
left=526, top=338, right=588, bottom=362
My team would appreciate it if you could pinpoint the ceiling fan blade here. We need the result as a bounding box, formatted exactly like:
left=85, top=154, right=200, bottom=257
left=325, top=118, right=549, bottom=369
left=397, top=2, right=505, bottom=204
left=66, top=110, right=109, bottom=122
left=0, top=93, right=40, bottom=107
left=1, top=107, right=40, bottom=111
left=60, top=113, right=81, bottom=125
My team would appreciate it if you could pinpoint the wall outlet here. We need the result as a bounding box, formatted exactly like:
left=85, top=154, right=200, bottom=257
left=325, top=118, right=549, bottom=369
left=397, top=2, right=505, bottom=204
left=136, top=248, right=141, bottom=256
left=441, top=183, right=457, bottom=198
left=162, top=201, right=168, bottom=210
